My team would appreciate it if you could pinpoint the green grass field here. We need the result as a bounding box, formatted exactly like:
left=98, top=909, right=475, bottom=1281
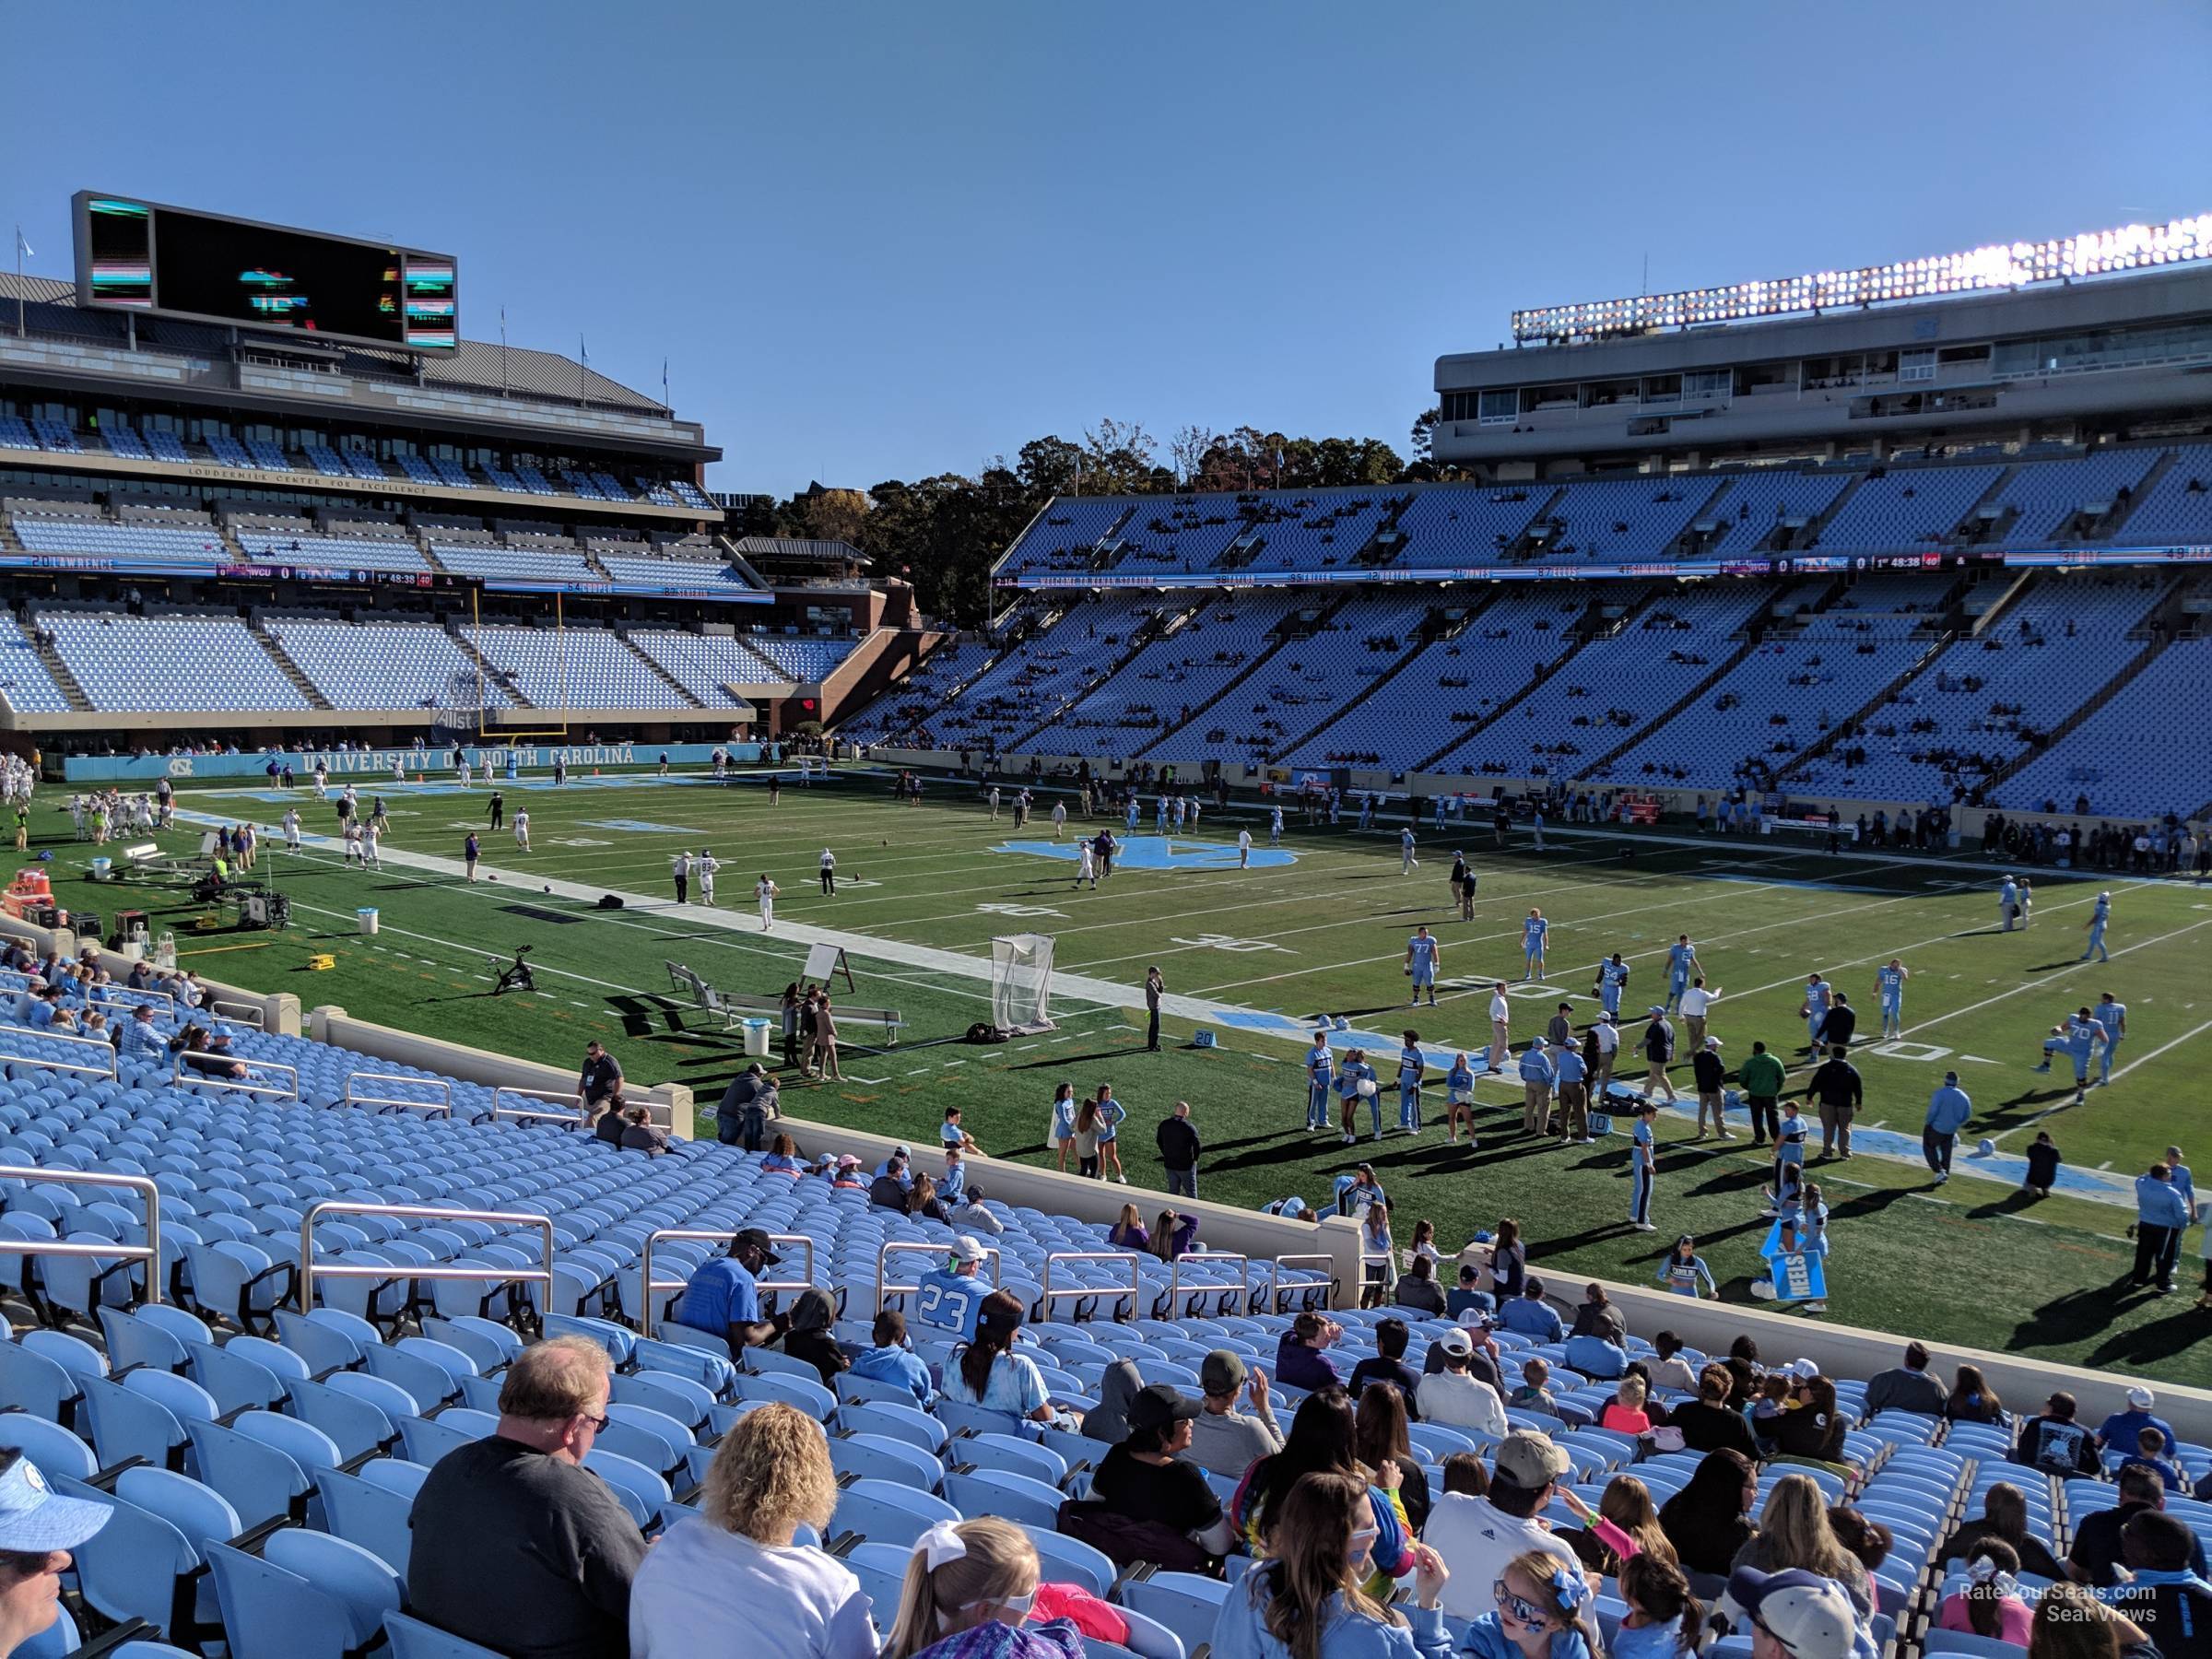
left=37, top=765, right=2212, bottom=1384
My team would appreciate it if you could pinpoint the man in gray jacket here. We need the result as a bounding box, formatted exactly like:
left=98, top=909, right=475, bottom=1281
left=1185, top=1350, right=1283, bottom=1478
left=1863, top=1341, right=1946, bottom=1416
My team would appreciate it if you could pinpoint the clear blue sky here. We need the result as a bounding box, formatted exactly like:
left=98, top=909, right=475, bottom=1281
left=12, top=1, right=2209, bottom=498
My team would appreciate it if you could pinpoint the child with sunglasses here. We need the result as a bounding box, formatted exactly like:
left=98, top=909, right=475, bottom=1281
left=1460, top=1551, right=1602, bottom=1659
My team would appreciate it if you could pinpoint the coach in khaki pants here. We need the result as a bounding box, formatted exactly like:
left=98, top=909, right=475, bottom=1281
left=1555, top=1040, right=1590, bottom=1143
left=1517, top=1042, right=1556, bottom=1136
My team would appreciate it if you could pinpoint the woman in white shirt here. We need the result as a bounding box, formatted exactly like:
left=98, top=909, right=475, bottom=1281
left=629, top=1401, right=877, bottom=1658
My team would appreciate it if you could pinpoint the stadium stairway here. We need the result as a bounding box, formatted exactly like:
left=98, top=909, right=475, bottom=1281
left=1132, top=595, right=1358, bottom=762
left=441, top=622, right=536, bottom=710
left=1000, top=603, right=1199, bottom=752
left=1265, top=594, right=1501, bottom=762
left=245, top=620, right=336, bottom=713
left=22, top=618, right=93, bottom=714
left=1576, top=629, right=1767, bottom=781
left=613, top=630, right=712, bottom=708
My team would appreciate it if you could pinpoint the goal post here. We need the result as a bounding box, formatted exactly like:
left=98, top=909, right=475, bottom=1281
left=991, top=934, right=1056, bottom=1036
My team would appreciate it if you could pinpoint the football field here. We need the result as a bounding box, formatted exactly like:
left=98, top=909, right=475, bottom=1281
left=41, top=763, right=2212, bottom=1384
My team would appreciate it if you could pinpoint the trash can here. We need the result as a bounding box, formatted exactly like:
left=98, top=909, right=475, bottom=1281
left=357, top=908, right=380, bottom=935
left=740, top=1017, right=772, bottom=1058
left=88, top=858, right=112, bottom=882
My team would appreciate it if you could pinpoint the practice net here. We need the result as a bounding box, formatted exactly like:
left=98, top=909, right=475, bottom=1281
left=991, top=934, right=1056, bottom=1035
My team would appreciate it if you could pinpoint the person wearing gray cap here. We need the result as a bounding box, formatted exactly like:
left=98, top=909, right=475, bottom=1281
left=1427, top=1428, right=1584, bottom=1622
left=1186, top=1349, right=1284, bottom=1479
left=0, top=1447, right=110, bottom=1658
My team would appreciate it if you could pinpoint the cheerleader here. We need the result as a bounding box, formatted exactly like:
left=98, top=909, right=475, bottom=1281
left=1653, top=1233, right=1717, bottom=1298
left=1443, top=1051, right=1477, bottom=1146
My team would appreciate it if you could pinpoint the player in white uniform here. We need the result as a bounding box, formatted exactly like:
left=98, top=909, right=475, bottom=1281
left=281, top=807, right=301, bottom=851
left=696, top=851, right=719, bottom=905
left=312, top=765, right=328, bottom=798
left=1269, top=806, right=1284, bottom=846
left=364, top=820, right=383, bottom=869
left=1237, top=828, right=1253, bottom=868
left=342, top=821, right=365, bottom=866
left=512, top=808, right=531, bottom=851
left=988, top=785, right=1001, bottom=819
left=458, top=759, right=472, bottom=788
left=818, top=848, right=837, bottom=895
left=1075, top=841, right=1097, bottom=888
left=757, top=875, right=779, bottom=931
left=1051, top=800, right=1066, bottom=838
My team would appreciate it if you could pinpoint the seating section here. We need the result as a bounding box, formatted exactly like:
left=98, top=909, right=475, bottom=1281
left=12, top=515, right=229, bottom=564
left=1977, top=447, right=2163, bottom=542
left=39, top=610, right=310, bottom=713
left=1808, top=465, right=2006, bottom=553
left=1522, top=477, right=1725, bottom=563
left=2111, top=445, right=2212, bottom=543
left=265, top=618, right=509, bottom=712
left=430, top=544, right=599, bottom=585
left=845, top=638, right=1003, bottom=746
left=593, top=554, right=750, bottom=592
left=1052, top=591, right=1305, bottom=759
left=737, top=634, right=859, bottom=683
left=468, top=624, right=693, bottom=710
left=1996, top=636, right=2212, bottom=818
left=0, top=616, right=75, bottom=713
left=619, top=630, right=776, bottom=705
left=1698, top=470, right=1853, bottom=556
left=1000, top=500, right=1142, bottom=579
left=235, top=533, right=429, bottom=576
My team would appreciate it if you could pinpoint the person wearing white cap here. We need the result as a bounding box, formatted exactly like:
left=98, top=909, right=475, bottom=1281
left=912, top=1237, right=993, bottom=1341
left=2096, top=1385, right=2179, bottom=1460
left=0, top=1447, right=110, bottom=1658
left=1416, top=1326, right=1509, bottom=1436
left=1725, top=1567, right=1875, bottom=1659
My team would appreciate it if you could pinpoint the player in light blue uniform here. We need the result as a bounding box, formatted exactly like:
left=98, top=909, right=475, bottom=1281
left=1155, top=795, right=1169, bottom=831
left=1304, top=1030, right=1335, bottom=1131
left=2062, top=1008, right=2107, bottom=1100
left=1522, top=910, right=1549, bottom=982
left=1875, top=959, right=1910, bottom=1039
left=1665, top=936, right=1699, bottom=1012
left=1999, top=876, right=2019, bottom=932
left=1399, top=826, right=1418, bottom=875
left=2095, top=992, right=2126, bottom=1085
left=1628, top=1102, right=1657, bottom=1230
left=1594, top=953, right=1631, bottom=1018
left=1269, top=805, right=1284, bottom=846
left=1394, top=1032, right=1425, bottom=1136
left=1335, top=1049, right=1376, bottom=1146
left=2081, top=891, right=2112, bottom=962
left=1801, top=973, right=1833, bottom=1050
left=1124, top=795, right=1140, bottom=831
left=1405, top=924, right=1441, bottom=1007
left=913, top=1242, right=992, bottom=1339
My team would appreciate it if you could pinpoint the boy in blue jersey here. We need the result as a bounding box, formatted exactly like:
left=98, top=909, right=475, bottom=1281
left=941, top=1106, right=981, bottom=1156
left=1594, top=952, right=1630, bottom=1018
left=1405, top=924, right=1441, bottom=1007
left=1304, top=1030, right=1335, bottom=1131
left=913, top=1237, right=993, bottom=1339
left=1522, top=909, right=1549, bottom=981
left=1395, top=1030, right=1425, bottom=1136
left=1628, top=1102, right=1658, bottom=1230
left=1875, top=959, right=1910, bottom=1040
left=2095, top=991, right=2127, bottom=1084
left=2081, top=890, right=2112, bottom=961
left=1335, top=1048, right=1376, bottom=1146
left=1799, top=972, right=1833, bottom=1052
left=1665, top=936, right=1699, bottom=1011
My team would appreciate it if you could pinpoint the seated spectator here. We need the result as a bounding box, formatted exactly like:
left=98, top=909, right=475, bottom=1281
left=880, top=1518, right=1080, bottom=1659
left=1863, top=1341, right=1946, bottom=1417
left=2108, top=1511, right=2212, bottom=1659
left=594, top=1098, right=629, bottom=1147
left=1393, top=1254, right=1448, bottom=1316
left=1614, top=1553, right=1704, bottom=1659
left=954, top=1184, right=1005, bottom=1235
left=1418, top=1326, right=1508, bottom=1435
left=2069, top=1465, right=2210, bottom=1587
left=1945, top=1365, right=2004, bottom=1425
left=2016, top=1391, right=2100, bottom=1476
left=1460, top=1547, right=1604, bottom=1659
left=869, top=1157, right=912, bottom=1210
left=1659, top=1448, right=1759, bottom=1579
left=1105, top=1204, right=1149, bottom=1253
left=1826, top=1508, right=1893, bottom=1578
left=618, top=1103, right=669, bottom=1155
left=1499, top=1277, right=1564, bottom=1341
left=1726, top=1568, right=1870, bottom=1659
left=1211, top=1471, right=1450, bottom=1659
left=1563, top=1324, right=1628, bottom=1382
left=1946, top=1482, right=2063, bottom=1579
left=1601, top=1376, right=1654, bottom=1436
left=2096, top=1386, right=2178, bottom=1459
left=1232, top=1389, right=1416, bottom=1601
left=1730, top=1476, right=1874, bottom=1617
left=1649, top=1332, right=1700, bottom=1394
left=1936, top=1540, right=2033, bottom=1647
left=1441, top=1451, right=1489, bottom=1500
left=906, top=1174, right=951, bottom=1225
left=1673, top=1364, right=1758, bottom=1458
left=1347, top=1317, right=1423, bottom=1418
left=1275, top=1311, right=1346, bottom=1392
left=1187, top=1349, right=1283, bottom=1480
left=1503, top=1358, right=1557, bottom=1417
left=760, top=1133, right=806, bottom=1177
left=782, top=1288, right=848, bottom=1387
left=1570, top=1283, right=1627, bottom=1345
left=408, top=1335, right=647, bottom=1659
left=1083, top=1361, right=1144, bottom=1447
left=2030, top=1581, right=2159, bottom=1659
left=1772, top=1373, right=1848, bottom=1465
left=628, top=1401, right=872, bottom=1658
left=669, top=1229, right=788, bottom=1354
left=1448, top=1262, right=1495, bottom=1320
left=1357, top=1381, right=1431, bottom=1533
left=1088, top=1383, right=1236, bottom=1560
left=1724, top=1335, right=1762, bottom=1409
left=0, top=1447, right=112, bottom=1659
left=2118, top=1425, right=2189, bottom=1496
left=1562, top=1474, right=1675, bottom=1576
left=940, top=1291, right=1065, bottom=1429
left=1429, top=1430, right=1583, bottom=1623
left=849, top=1310, right=935, bottom=1407
left=1150, top=1209, right=1201, bottom=1263
left=714, top=1062, right=779, bottom=1147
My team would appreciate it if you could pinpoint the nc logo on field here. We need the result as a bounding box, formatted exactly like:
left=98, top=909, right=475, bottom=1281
left=993, top=836, right=1296, bottom=871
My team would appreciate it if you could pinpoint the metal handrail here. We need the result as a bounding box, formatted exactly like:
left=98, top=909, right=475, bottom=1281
left=0, top=1023, right=117, bottom=1079
left=173, top=1054, right=298, bottom=1099
left=874, top=1239, right=1002, bottom=1315
left=1167, top=1251, right=1252, bottom=1319
left=639, top=1230, right=820, bottom=1339
left=298, top=1200, right=554, bottom=1312
left=480, top=1086, right=585, bottom=1128
left=343, top=1071, right=453, bottom=1119
left=1039, top=1250, right=1141, bottom=1324
left=1266, top=1253, right=1338, bottom=1313
left=0, top=1164, right=162, bottom=1305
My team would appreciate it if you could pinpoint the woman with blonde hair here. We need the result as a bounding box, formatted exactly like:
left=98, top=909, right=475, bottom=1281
left=1106, top=1204, right=1149, bottom=1252
left=1600, top=1375, right=1653, bottom=1434
left=629, top=1401, right=875, bottom=1656
left=1728, top=1473, right=1874, bottom=1615
left=883, top=1517, right=1081, bottom=1659
left=1210, top=1470, right=1450, bottom=1659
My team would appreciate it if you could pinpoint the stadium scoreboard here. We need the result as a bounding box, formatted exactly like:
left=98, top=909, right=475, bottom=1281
left=72, top=192, right=458, bottom=353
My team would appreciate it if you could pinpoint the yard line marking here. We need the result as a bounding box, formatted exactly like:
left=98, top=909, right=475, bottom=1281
left=2107, top=1016, right=2212, bottom=1084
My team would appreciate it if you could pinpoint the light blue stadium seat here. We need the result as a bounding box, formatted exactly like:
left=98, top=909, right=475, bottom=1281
left=832, top=1476, right=960, bottom=1547
left=1124, top=1573, right=1230, bottom=1659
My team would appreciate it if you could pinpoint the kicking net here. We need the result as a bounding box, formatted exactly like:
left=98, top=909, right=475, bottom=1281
left=991, top=933, right=1056, bottom=1035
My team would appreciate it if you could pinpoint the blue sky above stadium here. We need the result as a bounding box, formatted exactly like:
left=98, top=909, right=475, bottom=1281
left=11, top=0, right=2208, bottom=499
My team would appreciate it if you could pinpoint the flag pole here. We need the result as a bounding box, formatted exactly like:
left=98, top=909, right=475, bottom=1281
left=500, top=304, right=509, bottom=393
left=14, top=227, right=29, bottom=339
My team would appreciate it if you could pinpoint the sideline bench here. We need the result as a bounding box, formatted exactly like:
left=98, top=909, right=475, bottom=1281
left=665, top=960, right=902, bottom=1046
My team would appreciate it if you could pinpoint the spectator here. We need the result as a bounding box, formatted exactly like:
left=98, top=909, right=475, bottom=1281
left=1509, top=1358, right=1560, bottom=1417
left=941, top=1291, right=1060, bottom=1429
left=955, top=1184, right=1005, bottom=1236
left=1441, top=1452, right=1490, bottom=1500
left=1428, top=1430, right=1583, bottom=1623
left=761, top=1133, right=806, bottom=1178
left=1730, top=1475, right=1874, bottom=1616
left=1156, top=1101, right=1200, bottom=1199
left=1499, top=1277, right=1564, bottom=1342
left=1863, top=1343, right=1945, bottom=1418
left=2030, top=1581, right=2159, bottom=1659
left=781, top=1288, right=848, bottom=1388
left=1347, top=1318, right=1424, bottom=1419
left=576, top=1039, right=623, bottom=1120
left=593, top=1100, right=629, bottom=1147
left=1947, top=1483, right=2065, bottom=1580
left=1672, top=1364, right=1758, bottom=1458
left=1275, top=1312, right=1346, bottom=1392
left=0, top=1447, right=112, bottom=1659
left=618, top=1103, right=669, bottom=1156
left=1208, top=1472, right=1451, bottom=1659
left=1601, top=1376, right=1654, bottom=1436
left=1562, top=1474, right=1675, bottom=1576
left=669, top=1229, right=788, bottom=1354
left=1083, top=1362, right=1144, bottom=1447
left=2119, top=1426, right=2189, bottom=1496
left=1771, top=1374, right=1847, bottom=1465
left=1945, top=1365, right=2004, bottom=1425
left=2107, top=1511, right=2212, bottom=1659
left=1658, top=1449, right=1759, bottom=1578
left=1089, top=1383, right=1236, bottom=1559
left=2069, top=1465, right=2210, bottom=1587
left=1726, top=1568, right=1867, bottom=1659
left=849, top=1310, right=935, bottom=1407
left=1393, top=1255, right=1448, bottom=1317
left=1446, top=1263, right=1492, bottom=1319
left=1724, top=1335, right=1762, bottom=1408
left=1232, top=1389, right=1416, bottom=1600
left=2017, top=1391, right=2100, bottom=1476
left=1149, top=1210, right=1200, bottom=1263
left=2096, top=1385, right=2179, bottom=1458
left=1357, top=1382, right=1432, bottom=1533
left=1187, top=1349, right=1283, bottom=1480
left=715, top=1062, right=779, bottom=1147
left=408, top=1336, right=647, bottom=1659
left=1464, top=1548, right=1605, bottom=1659
left=1563, top=1322, right=1628, bottom=1382
left=906, top=1174, right=951, bottom=1225
left=869, top=1157, right=912, bottom=1210
left=1485, top=1219, right=1528, bottom=1302
left=1106, top=1204, right=1149, bottom=1252
left=1649, top=1333, right=1700, bottom=1394
left=1826, top=1509, right=1893, bottom=1577
left=1569, top=1283, right=1628, bottom=1345
left=1613, top=1553, right=1704, bottom=1659
left=880, top=1518, right=1078, bottom=1659
left=1418, top=1327, right=1509, bottom=1436
left=628, top=1402, right=872, bottom=1658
